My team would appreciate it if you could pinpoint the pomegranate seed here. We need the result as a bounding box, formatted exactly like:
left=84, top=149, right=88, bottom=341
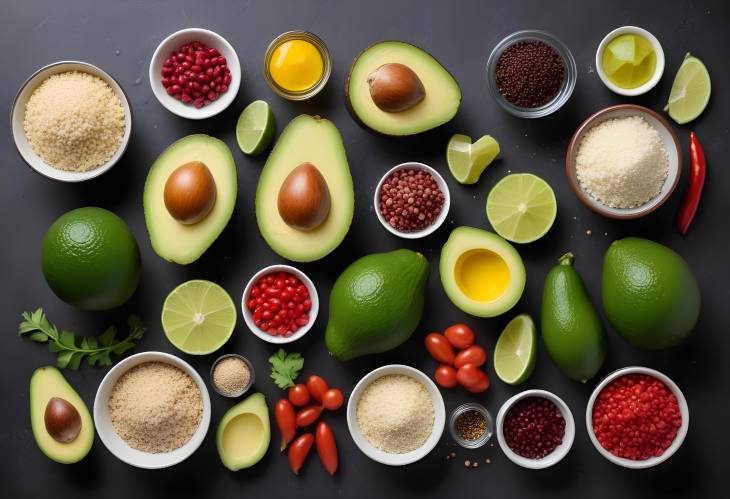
left=161, top=77, right=171, bottom=87
left=193, top=97, right=205, bottom=108
left=191, top=65, right=202, bottom=73
left=223, top=73, right=232, bottom=85
left=207, top=91, right=219, bottom=101
left=181, top=93, right=192, bottom=104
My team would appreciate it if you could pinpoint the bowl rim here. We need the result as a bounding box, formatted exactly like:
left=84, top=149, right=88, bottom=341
left=595, top=26, right=665, bottom=96
left=565, top=103, right=682, bottom=219
left=585, top=366, right=689, bottom=469
left=240, top=264, right=319, bottom=344
left=92, top=351, right=211, bottom=469
left=373, top=161, right=451, bottom=239
left=495, top=389, right=575, bottom=469
left=209, top=353, right=256, bottom=397
left=346, top=364, right=446, bottom=466
left=148, top=27, right=241, bottom=120
left=10, top=60, right=132, bottom=183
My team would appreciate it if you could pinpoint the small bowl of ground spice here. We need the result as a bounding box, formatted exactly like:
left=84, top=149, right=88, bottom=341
left=449, top=402, right=494, bottom=449
left=210, top=354, right=255, bottom=397
left=374, top=162, right=450, bottom=239
left=486, top=30, right=577, bottom=118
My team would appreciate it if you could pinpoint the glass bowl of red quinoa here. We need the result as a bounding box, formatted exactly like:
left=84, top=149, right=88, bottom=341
left=586, top=366, right=689, bottom=468
left=486, top=30, right=577, bottom=118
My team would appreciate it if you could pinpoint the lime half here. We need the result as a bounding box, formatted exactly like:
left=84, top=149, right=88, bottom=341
left=446, top=134, right=500, bottom=184
left=236, top=100, right=275, bottom=155
left=486, top=173, right=557, bottom=244
left=664, top=53, right=711, bottom=125
left=494, top=314, right=537, bottom=385
left=162, top=280, right=236, bottom=355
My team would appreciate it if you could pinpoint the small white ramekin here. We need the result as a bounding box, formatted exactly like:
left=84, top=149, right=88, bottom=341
left=595, top=26, right=665, bottom=96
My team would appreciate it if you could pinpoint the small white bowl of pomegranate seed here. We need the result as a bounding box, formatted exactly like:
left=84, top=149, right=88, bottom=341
left=241, top=264, right=319, bottom=344
left=149, top=28, right=241, bottom=119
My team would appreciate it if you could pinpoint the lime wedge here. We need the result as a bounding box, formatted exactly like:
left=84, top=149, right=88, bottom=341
left=664, top=53, right=711, bottom=125
left=486, top=173, right=557, bottom=244
left=236, top=100, right=275, bottom=155
left=446, top=134, right=500, bottom=184
left=494, top=314, right=537, bottom=385
left=162, top=280, right=236, bottom=355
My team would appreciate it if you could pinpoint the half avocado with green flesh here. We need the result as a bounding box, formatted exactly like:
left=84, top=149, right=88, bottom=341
left=144, top=134, right=237, bottom=265
left=30, top=366, right=94, bottom=464
left=256, top=115, right=354, bottom=262
left=346, top=41, right=461, bottom=136
left=217, top=392, right=270, bottom=471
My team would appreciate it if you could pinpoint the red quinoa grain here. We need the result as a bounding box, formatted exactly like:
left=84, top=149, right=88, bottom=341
left=379, top=168, right=444, bottom=233
left=495, top=40, right=564, bottom=108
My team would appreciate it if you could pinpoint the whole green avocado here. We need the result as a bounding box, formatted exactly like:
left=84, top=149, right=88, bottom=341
left=602, top=237, right=700, bottom=349
left=325, top=249, right=429, bottom=361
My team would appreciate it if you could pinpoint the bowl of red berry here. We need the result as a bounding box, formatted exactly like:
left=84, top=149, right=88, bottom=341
left=149, top=28, right=240, bottom=119
left=374, top=162, right=450, bottom=239
left=586, top=366, right=689, bottom=469
left=242, top=264, right=319, bottom=344
left=496, top=389, right=575, bottom=469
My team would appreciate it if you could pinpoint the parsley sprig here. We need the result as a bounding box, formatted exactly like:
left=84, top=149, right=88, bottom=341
left=268, top=348, right=304, bottom=389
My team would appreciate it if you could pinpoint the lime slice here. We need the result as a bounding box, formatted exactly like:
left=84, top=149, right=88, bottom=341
left=486, top=173, right=557, bottom=244
left=664, top=53, right=711, bottom=125
left=494, top=314, right=537, bottom=385
left=236, top=100, right=275, bottom=155
left=446, top=134, right=500, bottom=184
left=162, top=280, right=236, bottom=355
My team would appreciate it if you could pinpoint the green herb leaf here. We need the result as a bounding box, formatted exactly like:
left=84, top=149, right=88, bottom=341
left=268, top=348, right=304, bottom=389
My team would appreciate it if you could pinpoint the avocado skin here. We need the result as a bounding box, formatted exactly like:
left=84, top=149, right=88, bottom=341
left=541, top=253, right=606, bottom=383
left=325, top=249, right=429, bottom=360
left=602, top=237, right=700, bottom=349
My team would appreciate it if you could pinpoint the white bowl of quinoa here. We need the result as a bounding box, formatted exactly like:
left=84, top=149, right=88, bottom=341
left=11, top=60, right=131, bottom=182
left=93, top=351, right=211, bottom=469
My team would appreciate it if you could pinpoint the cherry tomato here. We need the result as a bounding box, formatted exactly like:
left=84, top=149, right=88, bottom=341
left=275, top=399, right=296, bottom=451
left=456, top=364, right=490, bottom=393
left=322, top=388, right=344, bottom=410
left=434, top=364, right=458, bottom=388
left=454, top=345, right=487, bottom=369
left=444, top=324, right=475, bottom=350
left=315, top=421, right=338, bottom=475
left=425, top=333, right=455, bottom=364
left=288, top=433, right=314, bottom=475
left=288, top=383, right=310, bottom=407
left=296, top=404, right=325, bottom=427
left=306, top=375, right=329, bottom=402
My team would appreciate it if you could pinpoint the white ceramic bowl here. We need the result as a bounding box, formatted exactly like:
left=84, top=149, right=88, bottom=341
left=374, top=162, right=451, bottom=239
left=93, top=351, right=211, bottom=469
left=496, top=389, right=575, bottom=469
left=241, top=264, right=319, bottom=344
left=346, top=364, right=446, bottom=466
left=595, top=26, right=665, bottom=96
left=10, top=61, right=132, bottom=182
left=586, top=366, right=689, bottom=469
left=149, top=28, right=241, bottom=119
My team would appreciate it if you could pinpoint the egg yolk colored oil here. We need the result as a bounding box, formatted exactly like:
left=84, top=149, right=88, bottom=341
left=455, top=249, right=510, bottom=302
left=602, top=33, right=656, bottom=89
left=269, top=39, right=324, bottom=92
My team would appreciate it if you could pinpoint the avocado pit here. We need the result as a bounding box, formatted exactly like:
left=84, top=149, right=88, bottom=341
left=367, top=63, right=426, bottom=113
left=164, top=161, right=217, bottom=224
left=277, top=162, right=331, bottom=231
left=44, top=397, right=81, bottom=444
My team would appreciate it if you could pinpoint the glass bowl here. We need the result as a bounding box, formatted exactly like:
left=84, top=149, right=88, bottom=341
left=449, top=402, right=494, bottom=449
left=486, top=30, right=577, bottom=118
left=263, top=30, right=332, bottom=101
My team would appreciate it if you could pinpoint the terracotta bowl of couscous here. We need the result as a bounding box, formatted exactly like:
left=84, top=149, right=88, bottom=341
left=11, top=60, right=132, bottom=182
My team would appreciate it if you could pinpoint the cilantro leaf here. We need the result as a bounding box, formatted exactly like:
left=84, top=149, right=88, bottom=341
left=268, top=348, right=304, bottom=389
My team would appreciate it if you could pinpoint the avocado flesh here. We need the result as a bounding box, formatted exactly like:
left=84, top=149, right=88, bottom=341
left=216, top=392, right=270, bottom=471
left=144, top=134, right=237, bottom=265
left=256, top=115, right=354, bottom=262
left=347, top=41, right=461, bottom=136
left=30, top=366, right=94, bottom=464
left=325, top=249, right=429, bottom=360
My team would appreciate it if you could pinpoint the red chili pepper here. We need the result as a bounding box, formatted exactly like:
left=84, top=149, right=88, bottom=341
left=288, top=433, right=314, bottom=475
left=275, top=399, right=296, bottom=451
left=295, top=404, right=324, bottom=428
left=677, top=132, right=706, bottom=236
left=315, top=421, right=338, bottom=475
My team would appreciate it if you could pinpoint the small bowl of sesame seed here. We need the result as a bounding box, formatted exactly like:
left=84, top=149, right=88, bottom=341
left=209, top=354, right=255, bottom=398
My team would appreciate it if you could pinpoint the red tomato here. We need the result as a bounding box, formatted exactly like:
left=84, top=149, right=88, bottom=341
left=425, top=333, right=455, bottom=364
left=296, top=404, right=325, bottom=427
left=288, top=383, right=310, bottom=407
left=315, top=421, right=338, bottom=475
left=454, top=345, right=487, bottom=368
left=456, top=364, right=490, bottom=393
left=444, top=324, right=475, bottom=350
left=288, top=433, right=314, bottom=475
left=434, top=364, right=458, bottom=388
left=275, top=399, right=296, bottom=451
left=322, top=388, right=344, bottom=410
left=306, top=375, right=329, bottom=402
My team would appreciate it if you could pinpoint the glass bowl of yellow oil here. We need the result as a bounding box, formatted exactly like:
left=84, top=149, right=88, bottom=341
left=264, top=31, right=332, bottom=100
left=596, top=26, right=664, bottom=96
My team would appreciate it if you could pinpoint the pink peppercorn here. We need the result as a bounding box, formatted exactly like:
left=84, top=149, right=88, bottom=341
left=503, top=396, right=565, bottom=459
left=379, top=168, right=444, bottom=233
left=247, top=272, right=311, bottom=337
left=161, top=40, right=232, bottom=109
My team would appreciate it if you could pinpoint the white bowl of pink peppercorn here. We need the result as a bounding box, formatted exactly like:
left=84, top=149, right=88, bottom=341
left=149, top=28, right=240, bottom=120
left=241, top=264, right=319, bottom=344
left=586, top=366, right=689, bottom=469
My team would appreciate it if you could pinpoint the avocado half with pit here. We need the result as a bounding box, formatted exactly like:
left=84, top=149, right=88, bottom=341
left=346, top=41, right=461, bottom=136
left=440, top=226, right=526, bottom=317
left=217, top=392, right=270, bottom=471
left=143, top=134, right=237, bottom=265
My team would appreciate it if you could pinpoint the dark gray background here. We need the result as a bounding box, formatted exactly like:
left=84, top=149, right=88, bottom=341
left=2, top=1, right=728, bottom=497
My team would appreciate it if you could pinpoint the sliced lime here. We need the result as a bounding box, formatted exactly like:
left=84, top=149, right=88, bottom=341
left=494, top=314, right=537, bottom=385
left=486, top=173, right=557, bottom=244
left=236, top=100, right=275, bottom=155
left=664, top=53, right=711, bottom=125
left=162, top=280, right=236, bottom=355
left=446, top=134, right=500, bottom=184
